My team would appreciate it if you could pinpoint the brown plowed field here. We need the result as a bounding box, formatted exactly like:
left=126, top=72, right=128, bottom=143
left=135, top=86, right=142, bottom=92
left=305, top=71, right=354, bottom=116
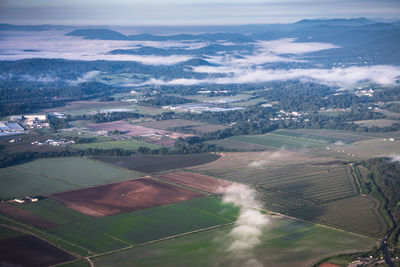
left=87, top=120, right=189, bottom=139
left=87, top=120, right=168, bottom=136
left=0, top=203, right=58, bottom=228
left=156, top=171, right=235, bottom=194
left=49, top=178, right=204, bottom=217
left=0, top=234, right=76, bottom=267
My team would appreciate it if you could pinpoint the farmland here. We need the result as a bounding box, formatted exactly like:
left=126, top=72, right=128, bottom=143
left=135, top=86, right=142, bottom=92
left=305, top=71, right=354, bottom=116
left=334, top=139, right=400, bottom=159
left=49, top=178, right=204, bottom=217
left=92, top=153, right=220, bottom=174
left=156, top=171, right=236, bottom=194
left=290, top=196, right=388, bottom=237
left=91, top=216, right=377, bottom=267
left=46, top=197, right=239, bottom=253
left=69, top=140, right=161, bottom=150
left=0, top=234, right=76, bottom=267
left=136, top=119, right=227, bottom=133
left=189, top=151, right=386, bottom=236
left=353, top=119, right=400, bottom=128
left=0, top=157, right=139, bottom=199
left=14, top=198, right=92, bottom=225
left=205, top=139, right=272, bottom=151
left=0, top=202, right=58, bottom=228
left=228, top=133, right=329, bottom=150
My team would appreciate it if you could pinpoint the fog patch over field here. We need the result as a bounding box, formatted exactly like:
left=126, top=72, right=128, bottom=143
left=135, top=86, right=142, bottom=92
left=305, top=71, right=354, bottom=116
left=256, top=38, right=339, bottom=55
left=69, top=70, right=100, bottom=85
left=0, top=30, right=193, bottom=65
left=387, top=154, right=400, bottom=163
left=248, top=150, right=284, bottom=168
left=220, top=184, right=269, bottom=266
left=145, top=65, right=400, bottom=86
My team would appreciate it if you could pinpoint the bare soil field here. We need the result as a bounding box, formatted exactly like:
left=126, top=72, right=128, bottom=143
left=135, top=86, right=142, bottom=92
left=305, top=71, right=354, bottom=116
left=156, top=171, right=235, bottom=194
left=49, top=178, right=204, bottom=217
left=87, top=120, right=167, bottom=136
left=87, top=120, right=189, bottom=139
left=92, top=153, right=220, bottom=174
left=0, top=203, right=58, bottom=228
left=0, top=234, right=76, bottom=266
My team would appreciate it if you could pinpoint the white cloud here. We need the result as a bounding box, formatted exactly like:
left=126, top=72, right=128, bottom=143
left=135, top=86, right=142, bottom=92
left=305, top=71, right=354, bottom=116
left=257, top=38, right=339, bottom=55
left=221, top=184, right=268, bottom=266
left=0, top=30, right=193, bottom=65
left=147, top=65, right=400, bottom=86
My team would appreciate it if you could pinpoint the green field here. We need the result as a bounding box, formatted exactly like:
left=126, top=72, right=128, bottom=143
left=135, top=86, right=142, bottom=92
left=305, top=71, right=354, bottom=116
left=290, top=196, right=388, bottom=237
left=46, top=197, right=239, bottom=253
left=229, top=133, right=329, bottom=150
left=56, top=130, right=114, bottom=142
left=92, top=216, right=377, bottom=267
left=70, top=140, right=161, bottom=150
left=0, top=225, right=22, bottom=240
left=353, top=119, right=399, bottom=128
left=14, top=199, right=91, bottom=225
left=205, top=139, right=271, bottom=151
left=0, top=157, right=140, bottom=199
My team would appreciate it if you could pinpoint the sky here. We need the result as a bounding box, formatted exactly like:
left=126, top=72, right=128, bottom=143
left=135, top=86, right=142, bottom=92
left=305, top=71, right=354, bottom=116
left=0, top=0, right=399, bottom=26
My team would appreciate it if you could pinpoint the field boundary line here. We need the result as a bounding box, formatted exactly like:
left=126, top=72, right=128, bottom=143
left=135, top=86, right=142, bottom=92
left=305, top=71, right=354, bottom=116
left=104, top=233, right=133, bottom=246
left=0, top=222, right=83, bottom=259
left=89, top=222, right=235, bottom=260
left=0, top=215, right=92, bottom=255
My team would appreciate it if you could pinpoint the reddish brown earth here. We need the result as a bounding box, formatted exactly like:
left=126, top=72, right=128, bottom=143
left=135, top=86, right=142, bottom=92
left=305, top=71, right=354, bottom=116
left=0, top=234, right=76, bottom=266
left=0, top=203, right=58, bottom=228
left=48, top=178, right=204, bottom=217
left=87, top=120, right=168, bottom=136
left=156, top=171, right=236, bottom=194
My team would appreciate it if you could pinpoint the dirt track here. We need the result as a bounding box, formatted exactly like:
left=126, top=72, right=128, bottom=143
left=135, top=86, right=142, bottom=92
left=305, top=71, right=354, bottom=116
left=49, top=178, right=204, bottom=217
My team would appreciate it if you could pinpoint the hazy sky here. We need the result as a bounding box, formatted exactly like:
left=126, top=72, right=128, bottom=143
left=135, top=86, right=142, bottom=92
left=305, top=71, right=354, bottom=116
left=1, top=0, right=399, bottom=25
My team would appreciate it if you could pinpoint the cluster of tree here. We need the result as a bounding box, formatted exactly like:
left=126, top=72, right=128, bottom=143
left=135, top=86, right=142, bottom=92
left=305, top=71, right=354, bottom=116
left=73, top=112, right=142, bottom=123
left=140, top=95, right=192, bottom=106
left=254, top=81, right=370, bottom=111
left=0, top=80, right=122, bottom=116
left=372, top=86, right=400, bottom=102
left=174, top=138, right=219, bottom=154
left=362, top=158, right=400, bottom=250
left=0, top=145, right=172, bottom=169
left=48, top=116, right=70, bottom=132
